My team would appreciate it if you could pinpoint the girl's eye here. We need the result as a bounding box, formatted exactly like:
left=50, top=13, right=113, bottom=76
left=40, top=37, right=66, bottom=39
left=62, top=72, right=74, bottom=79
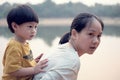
left=89, top=33, right=94, bottom=36
left=98, top=34, right=102, bottom=38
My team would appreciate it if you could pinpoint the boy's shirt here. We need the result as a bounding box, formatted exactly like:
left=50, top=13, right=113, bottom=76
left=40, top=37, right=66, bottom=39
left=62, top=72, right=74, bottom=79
left=2, top=38, right=36, bottom=80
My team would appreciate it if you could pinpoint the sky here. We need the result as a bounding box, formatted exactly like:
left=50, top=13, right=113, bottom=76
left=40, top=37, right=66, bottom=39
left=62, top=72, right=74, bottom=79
left=0, top=0, right=120, bottom=6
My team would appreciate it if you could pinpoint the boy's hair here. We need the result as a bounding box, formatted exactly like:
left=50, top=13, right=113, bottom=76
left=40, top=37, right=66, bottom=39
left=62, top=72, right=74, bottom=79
left=7, top=5, right=39, bottom=33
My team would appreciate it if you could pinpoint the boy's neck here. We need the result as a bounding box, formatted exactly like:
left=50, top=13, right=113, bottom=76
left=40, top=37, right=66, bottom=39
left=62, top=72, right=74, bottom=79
left=14, top=35, right=26, bottom=44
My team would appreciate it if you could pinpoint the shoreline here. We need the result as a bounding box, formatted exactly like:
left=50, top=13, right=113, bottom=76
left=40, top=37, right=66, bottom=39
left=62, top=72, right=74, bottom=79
left=0, top=17, right=120, bottom=27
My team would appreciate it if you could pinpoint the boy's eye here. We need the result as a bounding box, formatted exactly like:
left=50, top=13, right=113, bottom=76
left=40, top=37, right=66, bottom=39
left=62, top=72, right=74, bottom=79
left=89, top=33, right=94, bottom=36
left=28, top=26, right=32, bottom=28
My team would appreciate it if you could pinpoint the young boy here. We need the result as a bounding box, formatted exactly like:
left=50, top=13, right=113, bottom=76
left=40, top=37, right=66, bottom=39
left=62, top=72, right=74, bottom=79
left=2, top=5, right=48, bottom=80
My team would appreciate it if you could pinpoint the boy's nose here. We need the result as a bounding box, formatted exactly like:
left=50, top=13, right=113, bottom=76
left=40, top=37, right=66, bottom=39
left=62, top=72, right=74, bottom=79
left=31, top=28, right=37, bottom=34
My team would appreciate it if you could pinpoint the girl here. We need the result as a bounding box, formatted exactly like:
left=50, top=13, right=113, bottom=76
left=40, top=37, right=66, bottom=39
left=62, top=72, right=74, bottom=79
left=34, top=13, right=104, bottom=80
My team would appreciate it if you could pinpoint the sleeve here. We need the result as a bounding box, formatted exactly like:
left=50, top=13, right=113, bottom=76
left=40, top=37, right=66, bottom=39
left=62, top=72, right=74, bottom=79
left=4, top=46, right=22, bottom=74
left=33, top=68, right=77, bottom=80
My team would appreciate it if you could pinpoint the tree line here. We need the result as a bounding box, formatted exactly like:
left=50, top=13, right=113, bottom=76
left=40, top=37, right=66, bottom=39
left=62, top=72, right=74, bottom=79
left=0, top=0, right=120, bottom=18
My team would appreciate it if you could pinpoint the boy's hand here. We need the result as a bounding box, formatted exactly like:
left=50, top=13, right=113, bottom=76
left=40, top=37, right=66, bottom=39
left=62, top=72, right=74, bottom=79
left=35, top=53, right=44, bottom=63
left=34, top=58, right=48, bottom=74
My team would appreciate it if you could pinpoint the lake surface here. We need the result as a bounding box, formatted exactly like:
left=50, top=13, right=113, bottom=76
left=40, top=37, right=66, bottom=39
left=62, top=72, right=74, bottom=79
left=0, top=26, right=120, bottom=80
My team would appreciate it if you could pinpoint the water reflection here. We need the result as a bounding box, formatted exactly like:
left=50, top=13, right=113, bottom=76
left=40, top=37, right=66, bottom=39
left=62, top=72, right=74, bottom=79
left=0, top=25, right=120, bottom=45
left=103, top=25, right=120, bottom=37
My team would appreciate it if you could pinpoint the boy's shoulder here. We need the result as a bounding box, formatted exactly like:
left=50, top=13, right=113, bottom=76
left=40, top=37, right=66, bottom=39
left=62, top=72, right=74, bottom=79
left=7, top=38, right=24, bottom=50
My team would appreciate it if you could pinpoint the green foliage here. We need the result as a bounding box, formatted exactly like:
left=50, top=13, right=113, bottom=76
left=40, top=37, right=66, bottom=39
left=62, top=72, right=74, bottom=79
left=0, top=0, right=120, bottom=18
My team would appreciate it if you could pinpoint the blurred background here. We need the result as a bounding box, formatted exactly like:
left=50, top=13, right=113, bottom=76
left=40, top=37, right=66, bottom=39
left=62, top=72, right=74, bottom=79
left=0, top=0, right=120, bottom=80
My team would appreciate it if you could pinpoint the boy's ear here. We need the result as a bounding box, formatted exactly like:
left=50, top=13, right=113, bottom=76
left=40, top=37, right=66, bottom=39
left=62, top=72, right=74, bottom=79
left=11, top=22, right=17, bottom=30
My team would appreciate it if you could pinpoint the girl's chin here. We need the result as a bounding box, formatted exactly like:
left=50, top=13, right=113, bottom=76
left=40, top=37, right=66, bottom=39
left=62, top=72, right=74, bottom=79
left=87, top=51, right=95, bottom=55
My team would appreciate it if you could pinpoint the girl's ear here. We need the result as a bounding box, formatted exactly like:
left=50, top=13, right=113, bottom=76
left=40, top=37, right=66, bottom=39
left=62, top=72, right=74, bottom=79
left=11, top=22, right=18, bottom=31
left=71, top=29, right=78, bottom=40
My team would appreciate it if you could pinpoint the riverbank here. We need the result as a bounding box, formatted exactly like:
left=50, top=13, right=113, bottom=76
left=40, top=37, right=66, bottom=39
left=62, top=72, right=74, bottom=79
left=0, top=17, right=120, bottom=27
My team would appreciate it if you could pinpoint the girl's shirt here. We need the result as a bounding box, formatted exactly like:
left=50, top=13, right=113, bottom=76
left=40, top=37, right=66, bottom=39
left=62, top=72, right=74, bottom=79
left=33, top=43, right=80, bottom=80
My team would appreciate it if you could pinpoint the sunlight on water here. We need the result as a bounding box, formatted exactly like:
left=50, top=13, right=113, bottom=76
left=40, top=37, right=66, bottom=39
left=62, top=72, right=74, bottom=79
left=0, top=36, right=120, bottom=80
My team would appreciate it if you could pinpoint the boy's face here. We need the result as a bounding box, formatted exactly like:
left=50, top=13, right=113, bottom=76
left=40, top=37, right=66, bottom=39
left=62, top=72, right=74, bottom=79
left=13, top=22, right=38, bottom=42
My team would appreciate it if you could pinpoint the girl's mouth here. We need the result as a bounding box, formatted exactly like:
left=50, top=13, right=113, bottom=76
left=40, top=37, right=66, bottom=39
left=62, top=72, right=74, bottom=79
left=90, top=47, right=96, bottom=51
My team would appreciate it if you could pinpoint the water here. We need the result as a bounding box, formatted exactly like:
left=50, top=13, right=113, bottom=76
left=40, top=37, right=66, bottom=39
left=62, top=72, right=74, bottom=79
left=0, top=25, right=120, bottom=45
left=0, top=26, right=120, bottom=80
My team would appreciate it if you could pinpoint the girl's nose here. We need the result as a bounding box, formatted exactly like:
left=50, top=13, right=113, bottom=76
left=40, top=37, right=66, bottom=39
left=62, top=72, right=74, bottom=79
left=93, top=37, right=100, bottom=44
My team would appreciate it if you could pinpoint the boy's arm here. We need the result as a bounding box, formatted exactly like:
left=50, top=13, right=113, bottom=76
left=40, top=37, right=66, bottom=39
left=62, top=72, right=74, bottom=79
left=10, top=59, right=48, bottom=77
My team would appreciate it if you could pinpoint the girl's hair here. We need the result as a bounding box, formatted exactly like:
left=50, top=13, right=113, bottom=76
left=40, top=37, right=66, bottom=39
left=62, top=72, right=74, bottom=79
left=7, top=5, right=39, bottom=33
left=59, top=13, right=104, bottom=44
left=59, top=32, right=70, bottom=44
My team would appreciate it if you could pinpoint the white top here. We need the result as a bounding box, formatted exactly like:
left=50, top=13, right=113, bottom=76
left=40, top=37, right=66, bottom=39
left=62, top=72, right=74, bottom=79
left=33, top=43, right=80, bottom=80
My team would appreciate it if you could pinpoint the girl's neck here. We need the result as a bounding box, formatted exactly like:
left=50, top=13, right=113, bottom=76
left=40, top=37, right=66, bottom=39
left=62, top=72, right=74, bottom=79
left=69, top=40, right=84, bottom=57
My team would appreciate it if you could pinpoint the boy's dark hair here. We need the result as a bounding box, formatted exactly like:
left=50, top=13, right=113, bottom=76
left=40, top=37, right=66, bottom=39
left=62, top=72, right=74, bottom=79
left=7, top=5, right=39, bottom=33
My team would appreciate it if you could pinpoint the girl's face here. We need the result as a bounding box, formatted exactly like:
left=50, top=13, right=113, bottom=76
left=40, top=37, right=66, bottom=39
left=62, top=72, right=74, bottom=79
left=13, top=22, right=38, bottom=43
left=71, top=19, right=103, bottom=56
